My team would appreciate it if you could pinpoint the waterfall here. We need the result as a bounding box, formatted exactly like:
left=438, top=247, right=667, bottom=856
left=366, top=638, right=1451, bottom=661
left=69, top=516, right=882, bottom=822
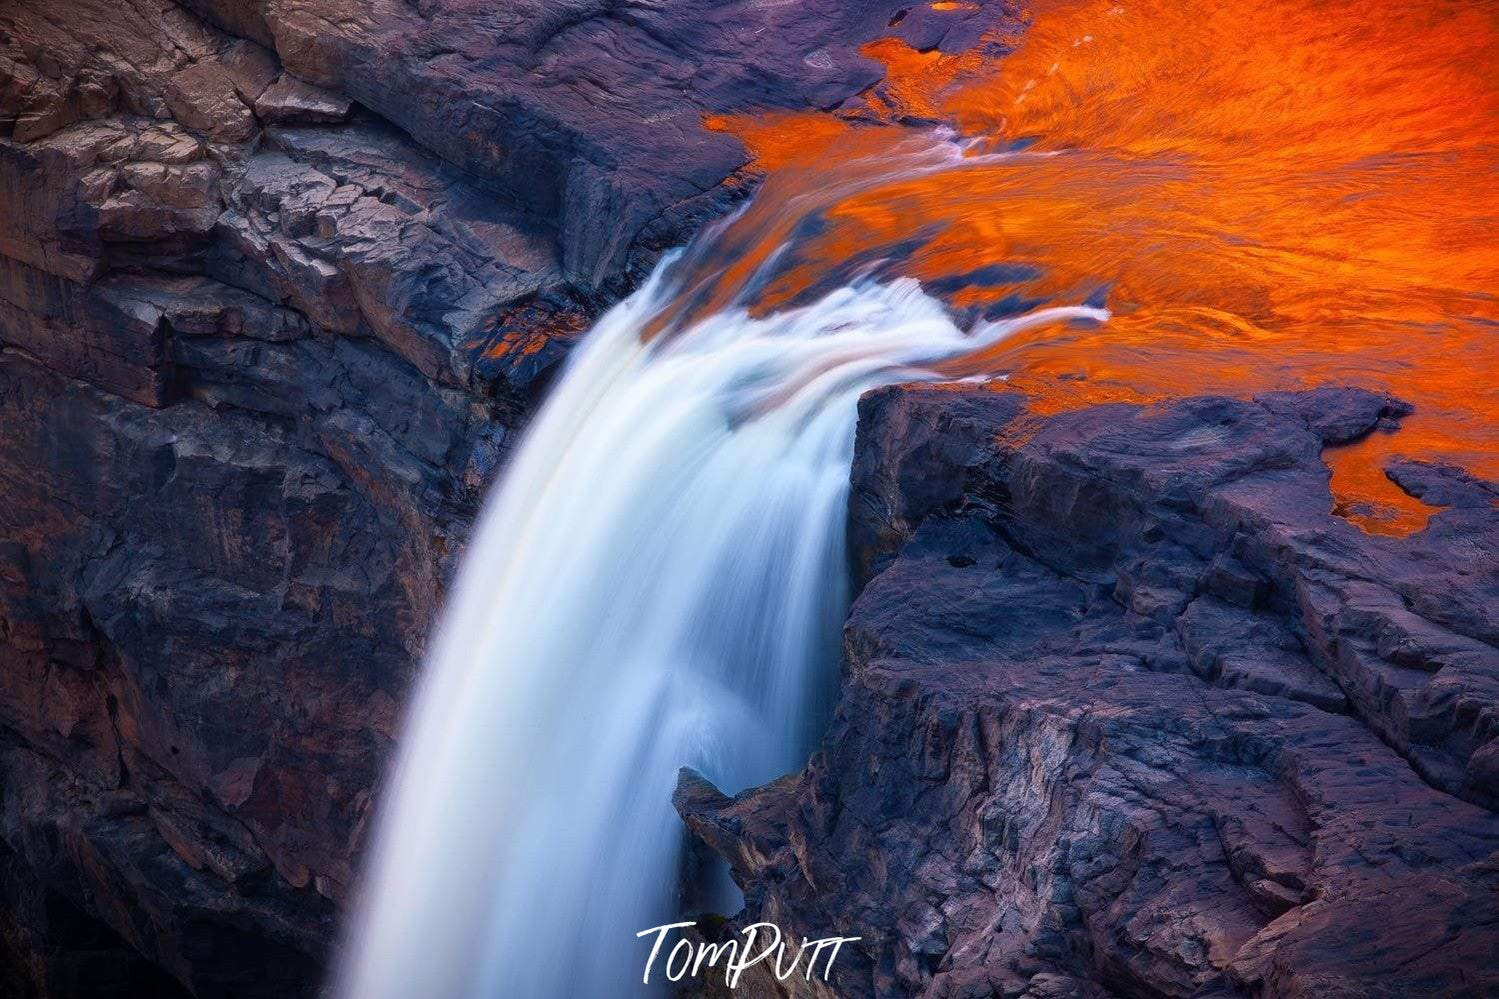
left=336, top=136, right=1105, bottom=998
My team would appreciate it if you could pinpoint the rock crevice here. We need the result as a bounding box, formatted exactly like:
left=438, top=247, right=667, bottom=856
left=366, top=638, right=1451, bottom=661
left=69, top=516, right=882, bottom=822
left=0, top=0, right=1004, bottom=993
left=680, top=384, right=1499, bottom=999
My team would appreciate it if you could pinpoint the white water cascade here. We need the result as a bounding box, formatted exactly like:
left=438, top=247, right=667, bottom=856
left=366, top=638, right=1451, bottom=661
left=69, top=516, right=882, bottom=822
left=337, top=138, right=1105, bottom=998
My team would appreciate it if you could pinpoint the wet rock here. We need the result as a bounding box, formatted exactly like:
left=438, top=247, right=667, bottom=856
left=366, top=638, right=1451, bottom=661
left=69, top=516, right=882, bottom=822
left=0, top=0, right=1003, bottom=994
left=180, top=0, right=1002, bottom=289
left=682, top=384, right=1499, bottom=999
left=1386, top=457, right=1499, bottom=510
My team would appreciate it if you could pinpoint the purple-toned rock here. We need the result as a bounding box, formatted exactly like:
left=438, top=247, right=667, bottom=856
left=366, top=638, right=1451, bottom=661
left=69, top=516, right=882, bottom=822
left=679, top=384, right=1499, bottom=999
left=253, top=75, right=352, bottom=125
left=0, top=0, right=1011, bottom=994
left=8, top=0, right=1495, bottom=996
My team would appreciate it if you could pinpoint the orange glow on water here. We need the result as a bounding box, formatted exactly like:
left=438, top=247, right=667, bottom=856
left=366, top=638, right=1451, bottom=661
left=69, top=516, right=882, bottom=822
left=700, top=0, right=1499, bottom=535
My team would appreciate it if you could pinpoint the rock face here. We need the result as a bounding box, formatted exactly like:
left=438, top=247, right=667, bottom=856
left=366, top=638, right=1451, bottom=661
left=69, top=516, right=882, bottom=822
left=678, top=385, right=1499, bottom=998
left=5, top=1, right=1498, bottom=997
left=0, top=0, right=1007, bottom=995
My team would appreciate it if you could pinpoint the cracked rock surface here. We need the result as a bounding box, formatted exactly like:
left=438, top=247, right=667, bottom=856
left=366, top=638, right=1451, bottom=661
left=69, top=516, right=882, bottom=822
left=0, top=0, right=1007, bottom=994
left=5, top=1, right=1498, bottom=997
left=678, top=385, right=1499, bottom=999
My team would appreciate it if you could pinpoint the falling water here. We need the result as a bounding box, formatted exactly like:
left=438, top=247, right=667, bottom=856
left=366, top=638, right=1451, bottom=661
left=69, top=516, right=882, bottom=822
left=334, top=0, right=1499, bottom=986
left=334, top=133, right=1101, bottom=998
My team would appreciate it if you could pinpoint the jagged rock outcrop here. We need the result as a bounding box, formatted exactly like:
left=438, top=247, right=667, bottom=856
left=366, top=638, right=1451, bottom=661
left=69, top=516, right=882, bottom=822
left=0, top=0, right=1008, bottom=994
left=678, top=385, right=1499, bottom=998
left=9, top=1, right=1498, bottom=996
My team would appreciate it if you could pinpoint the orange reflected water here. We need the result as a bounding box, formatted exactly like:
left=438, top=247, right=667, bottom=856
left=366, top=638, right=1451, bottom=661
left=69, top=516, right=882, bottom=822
left=700, top=0, right=1499, bottom=535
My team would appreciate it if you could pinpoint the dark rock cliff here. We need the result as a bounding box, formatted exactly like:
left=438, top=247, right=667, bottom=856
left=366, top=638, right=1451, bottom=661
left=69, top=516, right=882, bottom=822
left=4, top=1, right=1498, bottom=997
left=0, top=0, right=1003, bottom=994
left=677, top=385, right=1499, bottom=998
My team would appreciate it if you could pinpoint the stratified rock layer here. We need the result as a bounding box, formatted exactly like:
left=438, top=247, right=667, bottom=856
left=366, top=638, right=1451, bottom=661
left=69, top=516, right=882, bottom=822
left=0, top=0, right=1007, bottom=994
left=679, top=385, right=1499, bottom=999
left=7, top=1, right=1499, bottom=996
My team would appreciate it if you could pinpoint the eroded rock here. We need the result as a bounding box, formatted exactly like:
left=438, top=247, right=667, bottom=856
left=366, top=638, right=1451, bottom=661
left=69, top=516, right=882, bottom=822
left=0, top=0, right=1008, bottom=994
left=680, top=385, right=1499, bottom=999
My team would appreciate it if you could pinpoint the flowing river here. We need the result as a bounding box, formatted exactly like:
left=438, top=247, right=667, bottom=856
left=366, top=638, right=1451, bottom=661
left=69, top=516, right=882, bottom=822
left=339, top=0, right=1497, bottom=994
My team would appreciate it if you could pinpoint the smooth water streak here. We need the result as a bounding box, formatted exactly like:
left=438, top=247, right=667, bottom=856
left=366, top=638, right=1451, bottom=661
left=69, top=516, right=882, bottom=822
left=336, top=0, right=1499, bottom=987
left=336, top=139, right=1104, bottom=995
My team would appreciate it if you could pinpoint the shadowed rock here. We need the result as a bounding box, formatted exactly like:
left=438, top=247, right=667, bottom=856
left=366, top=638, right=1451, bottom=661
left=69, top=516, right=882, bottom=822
left=679, top=384, right=1499, bottom=999
left=7, top=1, right=1496, bottom=996
left=0, top=0, right=1014, bottom=993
